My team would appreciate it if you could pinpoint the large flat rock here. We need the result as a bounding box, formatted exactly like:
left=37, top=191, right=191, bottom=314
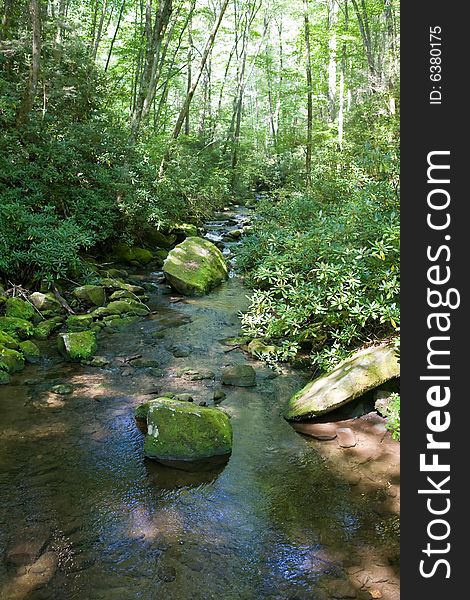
left=284, top=344, right=399, bottom=420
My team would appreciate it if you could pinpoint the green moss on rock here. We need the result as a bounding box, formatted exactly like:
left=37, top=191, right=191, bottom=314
left=0, top=316, right=34, bottom=340
left=284, top=344, right=400, bottom=420
left=58, top=331, right=97, bottom=362
left=143, top=398, right=233, bottom=462
left=4, top=298, right=35, bottom=321
left=72, top=285, right=107, bottom=307
left=33, top=316, right=64, bottom=340
left=0, top=331, right=20, bottom=350
left=19, top=340, right=41, bottom=363
left=112, top=243, right=154, bottom=266
left=66, top=314, right=94, bottom=332
left=0, top=346, right=25, bottom=373
left=163, top=237, right=228, bottom=296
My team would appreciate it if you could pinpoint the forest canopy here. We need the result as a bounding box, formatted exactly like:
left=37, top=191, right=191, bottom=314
left=0, top=0, right=399, bottom=374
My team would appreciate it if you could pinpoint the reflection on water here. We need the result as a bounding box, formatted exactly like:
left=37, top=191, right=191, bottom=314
left=0, top=210, right=399, bottom=599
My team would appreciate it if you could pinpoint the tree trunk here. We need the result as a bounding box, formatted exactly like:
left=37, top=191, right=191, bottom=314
left=304, top=0, right=313, bottom=187
left=105, top=0, right=126, bottom=72
left=159, top=0, right=230, bottom=175
left=16, top=0, right=42, bottom=127
left=327, top=0, right=338, bottom=122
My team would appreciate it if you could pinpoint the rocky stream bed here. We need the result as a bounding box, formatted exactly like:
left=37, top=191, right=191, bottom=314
left=0, top=207, right=399, bottom=600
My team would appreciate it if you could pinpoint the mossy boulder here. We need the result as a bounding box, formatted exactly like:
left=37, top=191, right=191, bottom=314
left=19, top=340, right=41, bottom=363
left=0, top=346, right=25, bottom=373
left=284, top=344, right=400, bottom=421
left=4, top=298, right=35, bottom=321
left=57, top=331, right=97, bottom=362
left=0, top=331, right=20, bottom=350
left=72, top=285, right=106, bottom=307
left=29, top=292, right=62, bottom=313
left=112, top=243, right=153, bottom=266
left=163, top=237, right=228, bottom=296
left=0, top=317, right=34, bottom=340
left=142, top=398, right=233, bottom=464
left=0, top=370, right=10, bottom=385
left=66, top=314, right=94, bottom=332
left=33, top=316, right=64, bottom=340
left=247, top=339, right=276, bottom=357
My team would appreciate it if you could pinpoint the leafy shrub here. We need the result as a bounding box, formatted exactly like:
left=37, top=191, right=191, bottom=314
left=237, top=145, right=399, bottom=371
left=383, top=393, right=400, bottom=441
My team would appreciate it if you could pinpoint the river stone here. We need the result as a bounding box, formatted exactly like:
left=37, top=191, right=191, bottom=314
left=0, top=316, right=34, bottom=340
left=51, top=384, right=73, bottom=395
left=72, top=285, right=106, bottom=307
left=0, top=346, right=25, bottom=373
left=174, top=393, right=193, bottom=402
left=291, top=423, right=337, bottom=441
left=213, top=389, right=226, bottom=403
left=58, top=331, right=97, bottom=362
left=19, top=340, right=41, bottom=363
left=0, top=370, right=10, bottom=384
left=106, top=300, right=149, bottom=317
left=284, top=344, right=400, bottom=420
left=143, top=398, right=233, bottom=463
left=33, top=316, right=63, bottom=340
left=29, top=292, right=62, bottom=313
left=163, top=237, right=228, bottom=296
left=4, top=297, right=35, bottom=321
left=221, top=364, right=256, bottom=387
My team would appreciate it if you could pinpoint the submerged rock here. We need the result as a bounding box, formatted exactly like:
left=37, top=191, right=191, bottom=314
left=72, top=285, right=107, bottom=307
left=284, top=344, right=400, bottom=420
left=163, top=237, right=228, bottom=296
left=221, top=364, right=256, bottom=387
left=141, top=398, right=232, bottom=465
left=58, top=331, right=97, bottom=362
left=51, top=384, right=73, bottom=395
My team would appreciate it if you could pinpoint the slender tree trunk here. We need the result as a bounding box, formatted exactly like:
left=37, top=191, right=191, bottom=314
left=327, top=0, right=338, bottom=122
left=92, top=0, right=108, bottom=61
left=159, top=0, right=230, bottom=175
left=304, top=0, right=313, bottom=187
left=1, top=0, right=14, bottom=40
left=105, top=0, right=126, bottom=72
left=185, top=6, right=193, bottom=136
left=130, top=0, right=173, bottom=143
left=351, top=0, right=375, bottom=77
left=338, top=0, right=348, bottom=147
left=17, top=0, right=42, bottom=127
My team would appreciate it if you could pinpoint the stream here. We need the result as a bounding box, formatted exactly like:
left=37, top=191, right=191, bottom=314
left=0, top=207, right=399, bottom=600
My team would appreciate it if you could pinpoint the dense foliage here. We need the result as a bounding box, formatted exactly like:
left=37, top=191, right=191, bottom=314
left=238, top=112, right=399, bottom=371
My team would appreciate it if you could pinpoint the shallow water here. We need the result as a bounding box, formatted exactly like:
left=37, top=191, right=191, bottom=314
left=0, top=210, right=399, bottom=600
